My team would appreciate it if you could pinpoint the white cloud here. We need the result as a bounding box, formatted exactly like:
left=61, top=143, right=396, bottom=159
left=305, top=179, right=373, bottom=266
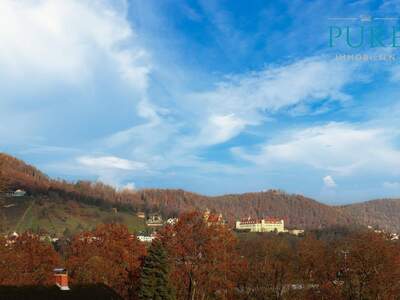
left=194, top=114, right=246, bottom=146
left=383, top=181, right=400, bottom=189
left=0, top=0, right=150, bottom=88
left=189, top=57, right=359, bottom=146
left=77, top=155, right=147, bottom=171
left=120, top=182, right=136, bottom=191
left=42, top=155, right=145, bottom=190
left=0, top=0, right=156, bottom=149
left=233, top=122, right=400, bottom=176
left=323, top=175, right=337, bottom=188
left=68, top=155, right=147, bottom=188
left=203, top=56, right=354, bottom=111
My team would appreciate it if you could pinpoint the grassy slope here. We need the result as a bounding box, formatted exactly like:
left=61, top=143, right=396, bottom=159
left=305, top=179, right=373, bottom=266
left=0, top=195, right=146, bottom=236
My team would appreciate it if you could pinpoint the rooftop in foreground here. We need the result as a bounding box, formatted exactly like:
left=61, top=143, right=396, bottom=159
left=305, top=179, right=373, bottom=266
left=0, top=284, right=123, bottom=300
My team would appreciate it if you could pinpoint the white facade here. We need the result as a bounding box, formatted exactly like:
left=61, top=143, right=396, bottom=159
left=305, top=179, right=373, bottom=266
left=288, top=229, right=304, bottom=236
left=236, top=218, right=285, bottom=233
left=137, top=235, right=155, bottom=243
left=166, top=218, right=179, bottom=225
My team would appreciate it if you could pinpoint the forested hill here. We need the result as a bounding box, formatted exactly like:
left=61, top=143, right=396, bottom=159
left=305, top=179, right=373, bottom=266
left=338, top=199, right=400, bottom=232
left=1, top=153, right=399, bottom=232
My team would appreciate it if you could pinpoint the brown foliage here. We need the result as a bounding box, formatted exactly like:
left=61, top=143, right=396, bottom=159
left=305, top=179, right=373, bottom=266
left=296, top=235, right=341, bottom=299
left=159, top=211, right=243, bottom=300
left=238, top=234, right=297, bottom=300
left=339, top=232, right=400, bottom=299
left=237, top=231, right=400, bottom=300
left=0, top=233, right=60, bottom=285
left=66, top=224, right=146, bottom=299
left=0, top=153, right=50, bottom=193
left=0, top=213, right=400, bottom=300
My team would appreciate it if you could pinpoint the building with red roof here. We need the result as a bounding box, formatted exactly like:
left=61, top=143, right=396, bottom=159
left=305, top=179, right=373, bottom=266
left=203, top=209, right=225, bottom=226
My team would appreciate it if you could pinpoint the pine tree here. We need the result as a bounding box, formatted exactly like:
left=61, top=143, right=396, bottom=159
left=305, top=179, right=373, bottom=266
left=138, top=239, right=175, bottom=300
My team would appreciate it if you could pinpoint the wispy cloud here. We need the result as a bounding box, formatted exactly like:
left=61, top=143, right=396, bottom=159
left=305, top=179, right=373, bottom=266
left=233, top=122, right=400, bottom=176
left=77, top=155, right=147, bottom=171
left=187, top=56, right=360, bottom=146
left=100, top=55, right=361, bottom=175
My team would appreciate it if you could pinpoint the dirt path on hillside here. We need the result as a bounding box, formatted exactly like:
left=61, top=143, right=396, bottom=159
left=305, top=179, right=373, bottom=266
left=14, top=199, right=35, bottom=233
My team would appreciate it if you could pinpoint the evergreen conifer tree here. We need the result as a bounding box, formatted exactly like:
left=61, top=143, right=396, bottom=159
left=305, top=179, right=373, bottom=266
left=138, top=239, right=175, bottom=300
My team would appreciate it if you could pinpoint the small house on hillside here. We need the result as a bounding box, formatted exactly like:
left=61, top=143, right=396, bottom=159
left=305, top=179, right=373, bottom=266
left=136, top=212, right=145, bottom=219
left=166, top=218, right=179, bottom=225
left=288, top=229, right=304, bottom=236
left=146, top=213, right=164, bottom=227
left=8, top=189, right=26, bottom=197
left=203, top=209, right=225, bottom=226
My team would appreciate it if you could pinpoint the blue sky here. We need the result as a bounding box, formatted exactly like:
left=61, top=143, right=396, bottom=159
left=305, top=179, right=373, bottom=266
left=1, top=0, right=400, bottom=203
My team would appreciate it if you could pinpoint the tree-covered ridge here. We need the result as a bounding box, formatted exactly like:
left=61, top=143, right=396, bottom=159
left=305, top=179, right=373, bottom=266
left=1, top=152, right=400, bottom=233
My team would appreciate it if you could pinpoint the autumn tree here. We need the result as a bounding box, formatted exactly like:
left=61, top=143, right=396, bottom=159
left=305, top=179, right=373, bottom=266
left=339, top=232, right=400, bottom=299
left=0, top=232, right=61, bottom=285
left=0, top=158, right=7, bottom=194
left=294, top=231, right=400, bottom=299
left=158, top=211, right=243, bottom=300
left=66, top=224, right=146, bottom=299
left=138, top=239, right=175, bottom=300
left=296, top=234, right=342, bottom=299
left=237, top=234, right=297, bottom=300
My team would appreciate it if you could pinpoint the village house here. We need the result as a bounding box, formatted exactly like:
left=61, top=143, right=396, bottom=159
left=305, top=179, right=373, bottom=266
left=7, top=189, right=26, bottom=197
left=4, top=232, right=19, bottom=246
left=136, top=211, right=145, bottom=219
left=136, top=231, right=158, bottom=243
left=287, top=229, right=304, bottom=236
left=203, top=209, right=225, bottom=226
left=166, top=217, right=179, bottom=225
left=235, top=217, right=285, bottom=233
left=146, top=213, right=164, bottom=227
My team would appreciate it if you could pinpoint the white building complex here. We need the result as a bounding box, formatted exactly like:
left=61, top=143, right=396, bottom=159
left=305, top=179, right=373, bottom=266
left=235, top=217, right=285, bottom=233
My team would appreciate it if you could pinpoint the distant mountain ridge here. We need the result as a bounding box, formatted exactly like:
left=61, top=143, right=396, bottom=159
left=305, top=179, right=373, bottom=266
left=1, top=153, right=399, bottom=233
left=338, top=199, right=400, bottom=232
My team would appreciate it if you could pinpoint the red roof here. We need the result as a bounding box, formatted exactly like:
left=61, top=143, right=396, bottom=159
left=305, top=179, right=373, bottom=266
left=264, top=217, right=283, bottom=224
left=207, top=213, right=222, bottom=223
left=238, top=217, right=283, bottom=224
left=239, top=218, right=259, bottom=224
